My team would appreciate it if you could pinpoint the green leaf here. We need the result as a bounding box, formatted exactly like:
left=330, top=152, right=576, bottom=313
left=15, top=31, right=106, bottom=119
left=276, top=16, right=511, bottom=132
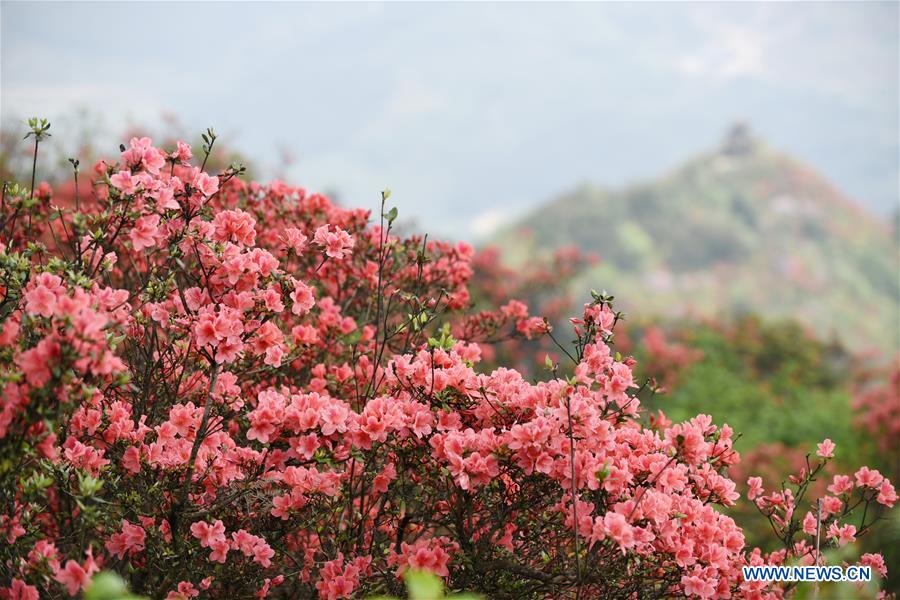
left=78, top=473, right=104, bottom=497
left=405, top=570, right=444, bottom=600
left=596, top=462, right=610, bottom=482
left=84, top=571, right=146, bottom=600
left=386, top=206, right=399, bottom=224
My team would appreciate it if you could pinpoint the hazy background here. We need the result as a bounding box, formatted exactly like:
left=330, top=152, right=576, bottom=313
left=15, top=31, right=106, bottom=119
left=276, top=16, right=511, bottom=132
left=2, top=1, right=898, bottom=238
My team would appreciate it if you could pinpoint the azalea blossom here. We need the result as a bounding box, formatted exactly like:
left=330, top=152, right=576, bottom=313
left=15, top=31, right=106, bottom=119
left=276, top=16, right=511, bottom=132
left=816, top=438, right=836, bottom=458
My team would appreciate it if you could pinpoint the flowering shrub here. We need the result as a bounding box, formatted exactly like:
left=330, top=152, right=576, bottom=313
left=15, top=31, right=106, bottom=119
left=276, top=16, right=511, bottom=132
left=854, top=364, right=900, bottom=477
left=633, top=325, right=704, bottom=391
left=0, top=124, right=895, bottom=598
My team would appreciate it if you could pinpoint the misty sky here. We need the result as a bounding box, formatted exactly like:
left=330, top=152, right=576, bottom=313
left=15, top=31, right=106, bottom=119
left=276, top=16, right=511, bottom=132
left=2, top=1, right=898, bottom=238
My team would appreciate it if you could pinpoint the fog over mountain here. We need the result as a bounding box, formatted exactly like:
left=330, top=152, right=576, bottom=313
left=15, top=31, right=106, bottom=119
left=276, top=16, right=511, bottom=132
left=2, top=2, right=897, bottom=238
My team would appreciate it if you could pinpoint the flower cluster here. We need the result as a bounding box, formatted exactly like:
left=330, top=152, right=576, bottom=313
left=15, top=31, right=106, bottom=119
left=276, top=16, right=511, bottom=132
left=0, top=133, right=892, bottom=599
left=746, top=442, right=895, bottom=590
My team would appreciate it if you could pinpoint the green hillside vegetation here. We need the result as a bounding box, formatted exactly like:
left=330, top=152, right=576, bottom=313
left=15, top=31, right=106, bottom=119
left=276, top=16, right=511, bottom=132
left=633, top=316, right=865, bottom=462
left=495, top=125, right=899, bottom=353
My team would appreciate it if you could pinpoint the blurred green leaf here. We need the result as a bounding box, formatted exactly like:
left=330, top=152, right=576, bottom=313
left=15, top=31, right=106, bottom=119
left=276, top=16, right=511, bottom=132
left=386, top=206, right=399, bottom=224
left=405, top=570, right=444, bottom=600
left=84, top=571, right=146, bottom=600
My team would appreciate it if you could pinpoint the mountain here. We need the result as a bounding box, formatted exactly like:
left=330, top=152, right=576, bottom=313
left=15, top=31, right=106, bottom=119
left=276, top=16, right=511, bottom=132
left=493, top=124, right=899, bottom=353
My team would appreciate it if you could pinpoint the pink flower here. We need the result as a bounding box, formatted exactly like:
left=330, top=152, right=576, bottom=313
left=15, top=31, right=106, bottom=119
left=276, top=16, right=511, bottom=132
left=105, top=520, right=146, bottom=558
left=602, top=511, right=636, bottom=552
left=123, top=520, right=146, bottom=549
left=194, top=312, right=218, bottom=348
left=263, top=286, right=284, bottom=312
left=190, top=519, right=227, bottom=549
left=820, top=495, right=842, bottom=516
left=860, top=553, right=888, bottom=578
left=105, top=533, right=128, bottom=559
left=802, top=511, right=818, bottom=535
left=122, top=137, right=162, bottom=172
left=264, top=345, right=285, bottom=367
left=372, top=463, right=397, bottom=494
left=5, top=579, right=39, bottom=600
left=389, top=537, right=456, bottom=578
left=315, top=553, right=365, bottom=600
left=500, top=299, right=528, bottom=319
left=24, top=283, right=57, bottom=318
left=122, top=445, right=142, bottom=474
left=584, top=302, right=616, bottom=334
left=290, top=281, right=315, bottom=315
left=171, top=141, right=193, bottom=163
left=166, top=582, right=199, bottom=600
left=877, top=479, right=897, bottom=507
left=319, top=401, right=349, bottom=436
left=191, top=519, right=230, bottom=563
left=252, top=540, right=275, bottom=568
left=209, top=538, right=230, bottom=563
left=828, top=522, right=856, bottom=546
left=62, top=438, right=109, bottom=475
left=141, top=146, right=166, bottom=175
left=152, top=185, right=180, bottom=210
left=215, top=336, right=244, bottom=364
left=24, top=273, right=62, bottom=318
left=17, top=338, right=57, bottom=386
left=271, top=493, right=299, bottom=520
left=194, top=172, right=219, bottom=197
left=855, top=466, right=884, bottom=488
left=313, top=225, right=355, bottom=260
left=281, top=227, right=307, bottom=253
left=53, top=553, right=98, bottom=596
left=130, top=214, right=161, bottom=251
left=247, top=390, right=286, bottom=443
left=827, top=475, right=853, bottom=496
left=816, top=438, right=835, bottom=459
left=213, top=209, right=256, bottom=246
left=110, top=170, right=137, bottom=194
left=516, top=316, right=549, bottom=340
left=746, top=476, right=763, bottom=501
left=228, top=529, right=274, bottom=566
left=681, top=573, right=715, bottom=599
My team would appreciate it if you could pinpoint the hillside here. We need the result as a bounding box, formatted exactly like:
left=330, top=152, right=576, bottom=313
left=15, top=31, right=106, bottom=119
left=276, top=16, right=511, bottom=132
left=494, top=125, right=899, bottom=352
